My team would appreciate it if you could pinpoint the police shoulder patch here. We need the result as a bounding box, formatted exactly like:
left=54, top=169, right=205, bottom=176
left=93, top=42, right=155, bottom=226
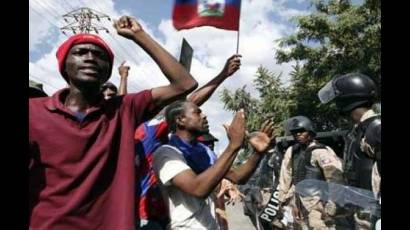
left=320, top=156, right=332, bottom=166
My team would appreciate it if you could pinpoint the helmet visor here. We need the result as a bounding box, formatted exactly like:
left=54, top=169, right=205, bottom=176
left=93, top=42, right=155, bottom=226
left=318, top=80, right=337, bottom=104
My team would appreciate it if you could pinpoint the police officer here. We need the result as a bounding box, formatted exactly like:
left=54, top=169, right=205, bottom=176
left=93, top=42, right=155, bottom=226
left=277, top=116, right=344, bottom=229
left=318, top=73, right=381, bottom=229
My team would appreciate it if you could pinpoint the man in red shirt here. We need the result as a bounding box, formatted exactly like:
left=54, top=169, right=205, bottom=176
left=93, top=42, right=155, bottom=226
left=29, top=15, right=197, bottom=230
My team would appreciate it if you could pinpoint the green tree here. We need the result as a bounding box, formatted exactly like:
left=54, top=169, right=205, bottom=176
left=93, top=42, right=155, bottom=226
left=221, top=67, right=293, bottom=135
left=219, top=0, right=380, bottom=178
left=276, top=0, right=380, bottom=85
left=287, top=63, right=348, bottom=131
left=275, top=0, right=380, bottom=130
left=220, top=67, right=292, bottom=168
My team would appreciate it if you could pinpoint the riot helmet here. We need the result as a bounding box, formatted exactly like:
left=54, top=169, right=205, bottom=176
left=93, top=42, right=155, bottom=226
left=318, top=73, right=377, bottom=113
left=285, top=116, right=316, bottom=136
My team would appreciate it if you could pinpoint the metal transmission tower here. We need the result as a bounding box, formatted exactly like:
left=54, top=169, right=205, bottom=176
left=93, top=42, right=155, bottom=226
left=60, top=7, right=111, bottom=35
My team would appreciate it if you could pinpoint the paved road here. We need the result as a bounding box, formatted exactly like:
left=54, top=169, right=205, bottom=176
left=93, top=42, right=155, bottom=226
left=225, top=201, right=256, bottom=230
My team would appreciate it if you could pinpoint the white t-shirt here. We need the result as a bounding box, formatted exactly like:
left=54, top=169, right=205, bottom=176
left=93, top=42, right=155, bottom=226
left=153, top=145, right=220, bottom=230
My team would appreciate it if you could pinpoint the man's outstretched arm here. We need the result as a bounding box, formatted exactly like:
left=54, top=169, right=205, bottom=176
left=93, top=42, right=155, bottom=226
left=187, top=54, right=241, bottom=106
left=114, top=16, right=198, bottom=108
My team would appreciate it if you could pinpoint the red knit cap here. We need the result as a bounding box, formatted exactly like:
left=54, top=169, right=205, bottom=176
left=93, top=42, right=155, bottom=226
left=56, top=34, right=114, bottom=82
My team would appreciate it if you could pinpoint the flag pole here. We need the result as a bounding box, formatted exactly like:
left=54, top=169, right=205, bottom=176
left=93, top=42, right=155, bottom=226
left=236, top=27, right=240, bottom=55
left=236, top=0, right=242, bottom=54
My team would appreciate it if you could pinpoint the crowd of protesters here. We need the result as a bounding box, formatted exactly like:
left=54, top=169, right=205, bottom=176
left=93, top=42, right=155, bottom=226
left=29, top=15, right=381, bottom=230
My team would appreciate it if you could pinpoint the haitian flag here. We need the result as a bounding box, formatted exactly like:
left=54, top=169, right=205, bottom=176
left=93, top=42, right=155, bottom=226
left=173, top=0, right=241, bottom=31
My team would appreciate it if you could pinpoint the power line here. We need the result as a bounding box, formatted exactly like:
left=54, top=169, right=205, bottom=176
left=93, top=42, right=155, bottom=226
left=76, top=0, right=95, bottom=11
left=98, top=17, right=169, bottom=70
left=73, top=0, right=111, bottom=21
left=29, top=73, right=60, bottom=91
left=41, top=0, right=67, bottom=14
left=102, top=25, right=154, bottom=67
left=90, top=0, right=105, bottom=13
left=29, top=3, right=145, bottom=93
left=33, top=62, right=55, bottom=74
left=105, top=29, right=188, bottom=93
left=29, top=5, right=61, bottom=28
left=31, top=4, right=162, bottom=93
left=107, top=34, right=143, bottom=65
left=31, top=0, right=62, bottom=21
left=30, top=36, right=141, bottom=92
left=60, top=7, right=111, bottom=35
left=62, top=0, right=78, bottom=12
left=30, top=62, right=63, bottom=87
left=31, top=61, right=141, bottom=93
left=56, top=3, right=154, bottom=90
left=56, top=6, right=143, bottom=92
left=106, top=34, right=163, bottom=91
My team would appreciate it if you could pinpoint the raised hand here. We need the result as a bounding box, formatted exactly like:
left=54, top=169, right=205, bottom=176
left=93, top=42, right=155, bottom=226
left=249, top=120, right=275, bottom=154
left=118, top=61, right=130, bottom=78
left=113, top=16, right=144, bottom=40
left=220, top=54, right=242, bottom=78
left=223, top=109, right=246, bottom=150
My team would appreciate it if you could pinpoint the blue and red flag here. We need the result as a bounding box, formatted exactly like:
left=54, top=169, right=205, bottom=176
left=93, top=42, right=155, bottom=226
left=134, top=120, right=169, bottom=222
left=173, top=0, right=241, bottom=31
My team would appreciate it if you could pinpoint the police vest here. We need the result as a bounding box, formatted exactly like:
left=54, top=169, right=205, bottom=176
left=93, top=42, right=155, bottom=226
left=291, top=143, right=327, bottom=185
left=343, top=115, right=380, bottom=190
